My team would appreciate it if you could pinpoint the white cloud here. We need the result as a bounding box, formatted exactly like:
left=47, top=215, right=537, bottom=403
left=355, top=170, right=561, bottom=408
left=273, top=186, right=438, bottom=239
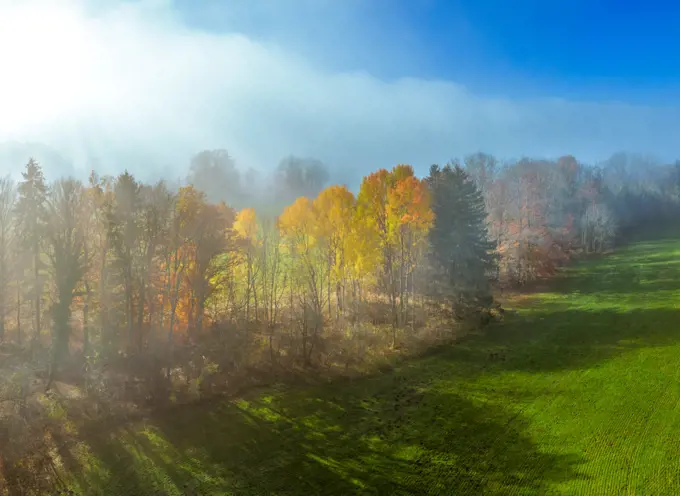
left=0, top=0, right=678, bottom=184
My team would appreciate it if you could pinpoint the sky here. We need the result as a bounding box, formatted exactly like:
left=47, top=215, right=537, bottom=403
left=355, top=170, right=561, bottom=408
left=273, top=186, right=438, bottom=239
left=0, top=0, right=679, bottom=183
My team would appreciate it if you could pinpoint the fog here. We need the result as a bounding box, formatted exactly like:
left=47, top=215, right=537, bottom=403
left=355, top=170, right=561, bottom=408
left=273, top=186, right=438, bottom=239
left=1, top=0, right=679, bottom=185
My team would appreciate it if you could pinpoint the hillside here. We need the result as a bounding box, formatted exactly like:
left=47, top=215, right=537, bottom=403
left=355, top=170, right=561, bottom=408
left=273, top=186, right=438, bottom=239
left=52, top=233, right=680, bottom=495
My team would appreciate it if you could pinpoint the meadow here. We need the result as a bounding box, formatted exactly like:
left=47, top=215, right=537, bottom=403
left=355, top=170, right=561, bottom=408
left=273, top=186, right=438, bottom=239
left=59, top=232, right=680, bottom=495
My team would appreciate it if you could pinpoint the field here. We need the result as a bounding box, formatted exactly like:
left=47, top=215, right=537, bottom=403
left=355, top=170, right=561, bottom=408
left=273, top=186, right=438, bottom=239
left=60, top=233, right=680, bottom=495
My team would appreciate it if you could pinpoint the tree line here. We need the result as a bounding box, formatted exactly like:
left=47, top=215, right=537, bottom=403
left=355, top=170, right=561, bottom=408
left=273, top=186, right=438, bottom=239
left=0, top=150, right=677, bottom=388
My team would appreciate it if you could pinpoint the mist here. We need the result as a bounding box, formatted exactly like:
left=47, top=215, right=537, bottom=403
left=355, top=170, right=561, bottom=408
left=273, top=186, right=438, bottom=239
left=1, top=0, right=680, bottom=187
left=4, top=2, right=680, bottom=494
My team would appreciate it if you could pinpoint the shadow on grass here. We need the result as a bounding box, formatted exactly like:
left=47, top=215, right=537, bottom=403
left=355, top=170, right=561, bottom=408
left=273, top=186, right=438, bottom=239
left=65, top=370, right=588, bottom=495
left=440, top=306, right=680, bottom=376
left=568, top=256, right=680, bottom=296
left=552, top=245, right=680, bottom=294
left=436, top=236, right=680, bottom=375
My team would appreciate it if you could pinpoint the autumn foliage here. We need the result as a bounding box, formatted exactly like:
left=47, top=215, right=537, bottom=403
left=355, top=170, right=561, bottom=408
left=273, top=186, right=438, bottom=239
left=0, top=150, right=675, bottom=402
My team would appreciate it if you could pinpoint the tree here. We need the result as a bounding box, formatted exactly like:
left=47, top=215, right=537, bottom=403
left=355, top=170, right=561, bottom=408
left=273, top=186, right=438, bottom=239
left=581, top=203, right=617, bottom=253
left=88, top=172, right=116, bottom=349
left=110, top=171, right=142, bottom=348
left=234, top=208, right=260, bottom=321
left=275, top=156, right=330, bottom=207
left=256, top=216, right=286, bottom=358
left=186, top=200, right=235, bottom=337
left=356, top=165, right=432, bottom=334
left=187, top=149, right=242, bottom=206
left=356, top=168, right=391, bottom=308
left=386, top=173, right=433, bottom=332
left=43, top=179, right=87, bottom=384
left=135, top=181, right=175, bottom=350
left=496, top=159, right=556, bottom=283
left=163, top=185, right=203, bottom=346
left=278, top=197, right=327, bottom=364
left=0, top=177, right=16, bottom=341
left=464, top=152, right=497, bottom=196
left=427, top=163, right=496, bottom=320
left=15, top=158, right=48, bottom=344
left=314, top=185, right=356, bottom=320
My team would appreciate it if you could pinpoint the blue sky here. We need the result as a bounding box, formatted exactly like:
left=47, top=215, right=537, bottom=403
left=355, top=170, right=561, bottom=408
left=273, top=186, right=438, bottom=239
left=0, top=0, right=679, bottom=181
left=175, top=0, right=680, bottom=102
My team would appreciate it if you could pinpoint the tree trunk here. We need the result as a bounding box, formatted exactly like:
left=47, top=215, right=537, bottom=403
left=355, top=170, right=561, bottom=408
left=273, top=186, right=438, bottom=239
left=327, top=255, right=332, bottom=320
left=160, top=253, right=171, bottom=331
left=335, top=281, right=341, bottom=322
left=16, top=281, right=21, bottom=346
left=34, top=251, right=40, bottom=344
left=301, top=293, right=308, bottom=364
left=83, top=280, right=90, bottom=356
left=137, top=278, right=146, bottom=350
left=47, top=297, right=73, bottom=391
left=125, top=269, right=134, bottom=349
left=53, top=301, right=71, bottom=363
left=195, top=296, right=205, bottom=336
left=399, top=233, right=405, bottom=328
left=253, top=270, right=259, bottom=322
left=167, top=255, right=185, bottom=351
left=289, top=272, right=293, bottom=331
left=0, top=293, right=4, bottom=342
left=245, top=256, right=251, bottom=321
left=137, top=242, right=156, bottom=350
left=411, top=265, right=416, bottom=332
left=99, top=243, right=109, bottom=347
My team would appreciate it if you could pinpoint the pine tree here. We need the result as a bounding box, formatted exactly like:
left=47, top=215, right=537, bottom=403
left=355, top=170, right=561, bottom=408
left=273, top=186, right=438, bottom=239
left=15, top=158, right=48, bottom=344
left=426, top=163, right=497, bottom=320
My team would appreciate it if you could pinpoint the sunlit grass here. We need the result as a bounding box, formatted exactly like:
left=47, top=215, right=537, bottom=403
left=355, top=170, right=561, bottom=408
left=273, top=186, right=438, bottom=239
left=58, top=234, right=680, bottom=494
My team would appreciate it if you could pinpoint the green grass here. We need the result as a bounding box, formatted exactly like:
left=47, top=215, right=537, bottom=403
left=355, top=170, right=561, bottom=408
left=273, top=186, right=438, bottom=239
left=61, top=234, right=680, bottom=495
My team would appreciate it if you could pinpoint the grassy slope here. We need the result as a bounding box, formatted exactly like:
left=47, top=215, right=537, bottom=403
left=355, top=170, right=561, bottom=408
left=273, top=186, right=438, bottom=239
left=62, top=234, right=680, bottom=495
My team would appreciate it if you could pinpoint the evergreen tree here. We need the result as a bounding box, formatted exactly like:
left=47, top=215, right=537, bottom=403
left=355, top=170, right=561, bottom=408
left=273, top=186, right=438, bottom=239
left=15, top=158, right=48, bottom=344
left=426, top=163, right=497, bottom=320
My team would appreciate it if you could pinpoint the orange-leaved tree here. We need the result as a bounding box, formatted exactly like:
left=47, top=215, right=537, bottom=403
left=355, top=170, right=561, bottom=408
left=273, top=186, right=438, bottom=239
left=386, top=172, right=433, bottom=332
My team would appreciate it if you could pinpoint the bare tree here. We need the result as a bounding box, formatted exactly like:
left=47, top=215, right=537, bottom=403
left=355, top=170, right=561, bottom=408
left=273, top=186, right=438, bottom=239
left=582, top=203, right=617, bottom=253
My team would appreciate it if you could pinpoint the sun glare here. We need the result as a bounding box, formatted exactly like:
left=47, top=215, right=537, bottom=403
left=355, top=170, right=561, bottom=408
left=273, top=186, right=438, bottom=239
left=0, top=4, right=92, bottom=137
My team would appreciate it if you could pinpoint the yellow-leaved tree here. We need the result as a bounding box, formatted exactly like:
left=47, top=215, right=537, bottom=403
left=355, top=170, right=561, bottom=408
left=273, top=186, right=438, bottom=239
left=313, top=185, right=356, bottom=321
left=234, top=207, right=260, bottom=321
left=278, top=197, right=326, bottom=364
left=356, top=168, right=391, bottom=296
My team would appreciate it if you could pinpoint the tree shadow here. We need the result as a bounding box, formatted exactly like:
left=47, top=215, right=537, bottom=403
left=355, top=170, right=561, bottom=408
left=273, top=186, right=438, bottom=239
left=65, top=374, right=588, bottom=495
left=442, top=306, right=680, bottom=376
left=567, top=253, right=680, bottom=296
left=442, top=235, right=680, bottom=375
